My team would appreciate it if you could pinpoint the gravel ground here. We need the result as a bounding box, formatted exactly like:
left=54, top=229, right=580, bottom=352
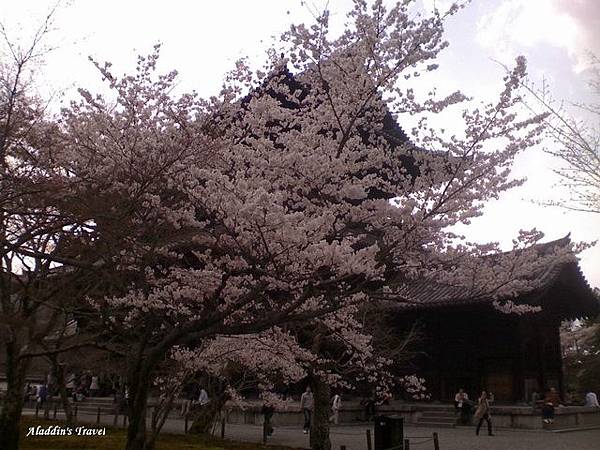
left=224, top=423, right=600, bottom=450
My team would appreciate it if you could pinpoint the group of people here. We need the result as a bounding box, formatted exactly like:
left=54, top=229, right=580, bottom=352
left=23, top=383, right=48, bottom=406
left=23, top=372, right=122, bottom=407
left=531, top=387, right=599, bottom=424
left=454, top=388, right=495, bottom=436
left=23, top=373, right=98, bottom=406
left=299, top=386, right=342, bottom=433
left=66, top=372, right=101, bottom=402
left=455, top=386, right=600, bottom=432
left=236, top=384, right=600, bottom=438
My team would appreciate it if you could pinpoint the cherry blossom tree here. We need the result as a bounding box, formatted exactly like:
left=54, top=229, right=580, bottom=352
left=7, top=2, right=584, bottom=450
left=46, top=46, right=382, bottom=450
left=124, top=1, right=580, bottom=448
left=187, top=0, right=578, bottom=447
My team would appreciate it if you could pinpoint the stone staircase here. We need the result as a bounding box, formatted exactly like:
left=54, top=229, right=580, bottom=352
left=415, top=409, right=457, bottom=428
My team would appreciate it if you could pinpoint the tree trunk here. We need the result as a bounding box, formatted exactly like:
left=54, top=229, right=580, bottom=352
left=310, top=376, right=331, bottom=450
left=125, top=367, right=151, bottom=450
left=50, top=355, right=73, bottom=423
left=188, top=393, right=228, bottom=434
left=0, top=343, right=28, bottom=450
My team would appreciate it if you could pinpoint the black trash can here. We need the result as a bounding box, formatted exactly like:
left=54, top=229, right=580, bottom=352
left=374, top=415, right=404, bottom=450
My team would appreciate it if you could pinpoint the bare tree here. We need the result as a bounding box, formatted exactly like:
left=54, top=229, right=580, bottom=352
left=520, top=53, right=600, bottom=213
left=0, top=5, right=97, bottom=448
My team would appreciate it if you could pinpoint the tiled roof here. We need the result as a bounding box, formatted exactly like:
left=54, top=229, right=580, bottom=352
left=383, top=237, right=599, bottom=319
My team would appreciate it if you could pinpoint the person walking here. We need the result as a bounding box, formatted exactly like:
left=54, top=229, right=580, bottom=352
left=37, top=383, right=48, bottom=406
left=180, top=383, right=198, bottom=417
left=300, top=386, right=314, bottom=434
left=261, top=402, right=275, bottom=437
left=330, top=393, right=342, bottom=425
left=474, top=390, right=494, bottom=436
left=37, top=383, right=50, bottom=419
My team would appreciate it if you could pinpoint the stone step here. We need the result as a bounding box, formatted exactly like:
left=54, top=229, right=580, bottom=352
left=421, top=411, right=456, bottom=418
left=417, top=416, right=456, bottom=424
left=414, top=421, right=456, bottom=428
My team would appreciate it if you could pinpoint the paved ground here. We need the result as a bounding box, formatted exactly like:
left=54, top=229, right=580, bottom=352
left=23, top=409, right=600, bottom=450
left=224, top=423, right=600, bottom=450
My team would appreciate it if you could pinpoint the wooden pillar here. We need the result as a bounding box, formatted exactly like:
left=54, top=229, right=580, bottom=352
left=434, top=315, right=443, bottom=401
left=515, top=317, right=527, bottom=403
left=535, top=318, right=546, bottom=390
left=554, top=319, right=565, bottom=399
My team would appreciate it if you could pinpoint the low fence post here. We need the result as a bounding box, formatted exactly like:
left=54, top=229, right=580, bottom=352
left=220, top=417, right=225, bottom=439
left=113, top=411, right=118, bottom=426
left=184, top=414, right=189, bottom=434
left=366, top=428, right=372, bottom=450
left=53, top=402, right=57, bottom=419
left=97, top=407, right=101, bottom=425
left=404, top=438, right=410, bottom=450
left=35, top=403, right=39, bottom=418
left=433, top=432, right=440, bottom=450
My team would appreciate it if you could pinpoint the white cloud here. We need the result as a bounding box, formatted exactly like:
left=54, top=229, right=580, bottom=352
left=476, top=0, right=589, bottom=71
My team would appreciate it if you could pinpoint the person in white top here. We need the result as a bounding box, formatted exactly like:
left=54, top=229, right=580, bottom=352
left=454, top=388, right=469, bottom=409
left=89, top=375, right=99, bottom=397
left=198, top=388, right=209, bottom=406
left=584, top=390, right=599, bottom=408
left=329, top=393, right=342, bottom=425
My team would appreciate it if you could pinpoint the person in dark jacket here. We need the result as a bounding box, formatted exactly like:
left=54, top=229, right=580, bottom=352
left=262, top=402, right=275, bottom=436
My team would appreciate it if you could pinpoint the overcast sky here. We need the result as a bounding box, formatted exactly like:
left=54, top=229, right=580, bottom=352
left=2, top=0, right=599, bottom=288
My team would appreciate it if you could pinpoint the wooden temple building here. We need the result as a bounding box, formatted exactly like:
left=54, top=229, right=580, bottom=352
left=388, top=242, right=599, bottom=403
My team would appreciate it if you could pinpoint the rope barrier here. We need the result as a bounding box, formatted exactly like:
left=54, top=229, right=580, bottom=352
left=331, top=430, right=369, bottom=435
left=408, top=438, right=434, bottom=445
left=381, top=441, right=434, bottom=450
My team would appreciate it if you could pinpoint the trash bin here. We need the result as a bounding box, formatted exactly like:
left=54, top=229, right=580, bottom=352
left=374, top=415, right=404, bottom=450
